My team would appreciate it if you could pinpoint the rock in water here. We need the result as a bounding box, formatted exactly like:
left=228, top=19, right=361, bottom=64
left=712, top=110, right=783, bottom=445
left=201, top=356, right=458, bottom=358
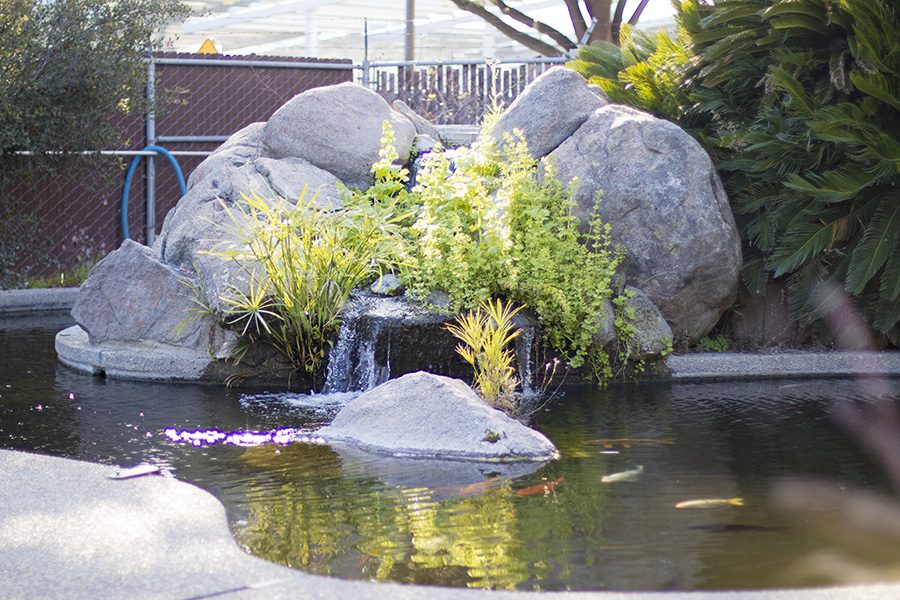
left=317, top=372, right=558, bottom=462
left=71, top=239, right=215, bottom=349
left=548, top=104, right=741, bottom=341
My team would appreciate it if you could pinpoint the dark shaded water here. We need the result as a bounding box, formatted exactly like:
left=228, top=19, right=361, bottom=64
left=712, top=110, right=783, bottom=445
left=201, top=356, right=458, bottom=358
left=2, top=314, right=899, bottom=591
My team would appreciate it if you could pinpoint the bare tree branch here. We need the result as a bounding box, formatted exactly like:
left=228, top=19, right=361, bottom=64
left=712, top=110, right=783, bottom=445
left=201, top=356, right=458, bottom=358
left=488, top=0, right=576, bottom=51
left=447, top=0, right=568, bottom=56
left=627, top=0, right=650, bottom=25
left=562, top=0, right=587, bottom=40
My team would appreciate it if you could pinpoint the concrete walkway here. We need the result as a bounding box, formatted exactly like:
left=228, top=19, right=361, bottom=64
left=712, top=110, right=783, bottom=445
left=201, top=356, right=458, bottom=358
left=2, top=450, right=900, bottom=600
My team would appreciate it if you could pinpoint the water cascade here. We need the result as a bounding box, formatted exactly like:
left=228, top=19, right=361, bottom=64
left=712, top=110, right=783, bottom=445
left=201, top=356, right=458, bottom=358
left=323, top=292, right=539, bottom=394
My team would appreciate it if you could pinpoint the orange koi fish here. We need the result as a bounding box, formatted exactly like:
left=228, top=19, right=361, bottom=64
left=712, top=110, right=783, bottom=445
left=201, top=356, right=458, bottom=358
left=515, top=476, right=564, bottom=497
left=675, top=497, right=744, bottom=509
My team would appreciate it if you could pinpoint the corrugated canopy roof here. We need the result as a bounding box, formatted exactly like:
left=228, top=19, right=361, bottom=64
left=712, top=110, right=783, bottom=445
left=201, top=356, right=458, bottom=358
left=163, top=0, right=675, bottom=61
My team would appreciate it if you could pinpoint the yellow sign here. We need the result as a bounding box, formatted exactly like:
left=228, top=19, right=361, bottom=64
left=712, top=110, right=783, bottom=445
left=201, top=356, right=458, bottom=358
left=198, top=38, right=218, bottom=55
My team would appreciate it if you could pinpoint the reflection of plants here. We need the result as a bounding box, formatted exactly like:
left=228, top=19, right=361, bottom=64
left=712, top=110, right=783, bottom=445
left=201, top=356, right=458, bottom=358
left=211, top=192, right=380, bottom=384
left=236, top=443, right=546, bottom=590
left=446, top=298, right=523, bottom=411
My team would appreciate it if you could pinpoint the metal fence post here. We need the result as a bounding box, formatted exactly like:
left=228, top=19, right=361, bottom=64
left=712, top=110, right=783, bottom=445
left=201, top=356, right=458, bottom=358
left=145, top=48, right=157, bottom=246
left=361, top=19, right=370, bottom=88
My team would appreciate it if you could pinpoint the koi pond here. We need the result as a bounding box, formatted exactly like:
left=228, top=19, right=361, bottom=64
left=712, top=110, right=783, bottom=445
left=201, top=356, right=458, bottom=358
left=2, top=313, right=899, bottom=591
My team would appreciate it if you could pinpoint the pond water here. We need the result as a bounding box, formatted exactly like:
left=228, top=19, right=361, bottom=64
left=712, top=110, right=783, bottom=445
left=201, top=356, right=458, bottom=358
left=2, top=314, right=899, bottom=591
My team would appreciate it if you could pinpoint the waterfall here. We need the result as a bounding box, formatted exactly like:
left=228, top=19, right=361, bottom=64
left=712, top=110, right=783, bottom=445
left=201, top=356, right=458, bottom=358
left=324, top=291, right=539, bottom=395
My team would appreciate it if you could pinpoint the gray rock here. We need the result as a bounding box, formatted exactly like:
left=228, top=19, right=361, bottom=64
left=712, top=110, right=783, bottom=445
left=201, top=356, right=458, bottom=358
left=412, top=133, right=439, bottom=154
left=333, top=445, right=544, bottom=500
left=187, top=123, right=262, bottom=191
left=369, top=273, right=403, bottom=296
left=548, top=104, right=741, bottom=341
left=254, top=156, right=345, bottom=210
left=618, top=287, right=673, bottom=359
left=72, top=239, right=215, bottom=349
left=425, top=289, right=451, bottom=310
left=317, top=371, right=558, bottom=461
left=593, top=298, right=618, bottom=348
left=260, top=82, right=416, bottom=189
left=392, top=99, right=443, bottom=142
left=488, top=67, right=607, bottom=159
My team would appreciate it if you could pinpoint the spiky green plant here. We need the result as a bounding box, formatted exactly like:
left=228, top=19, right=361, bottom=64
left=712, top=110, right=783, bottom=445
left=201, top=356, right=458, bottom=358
left=570, top=0, right=900, bottom=341
left=211, top=191, right=381, bottom=384
left=446, top=298, right=524, bottom=411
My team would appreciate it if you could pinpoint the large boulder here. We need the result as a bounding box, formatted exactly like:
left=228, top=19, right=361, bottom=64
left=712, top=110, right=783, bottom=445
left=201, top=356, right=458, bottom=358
left=260, top=82, right=416, bottom=189
left=318, top=372, right=558, bottom=461
left=72, top=239, right=214, bottom=349
left=488, top=67, right=608, bottom=159
left=186, top=122, right=263, bottom=191
left=254, top=156, right=344, bottom=210
left=547, top=104, right=741, bottom=341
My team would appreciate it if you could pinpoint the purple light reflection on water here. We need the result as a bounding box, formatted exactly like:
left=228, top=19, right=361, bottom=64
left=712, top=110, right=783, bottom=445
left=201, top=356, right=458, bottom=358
left=164, top=427, right=326, bottom=448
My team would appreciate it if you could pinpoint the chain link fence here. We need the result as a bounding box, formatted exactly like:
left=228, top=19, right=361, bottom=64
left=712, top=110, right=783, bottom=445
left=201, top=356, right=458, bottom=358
left=1, top=53, right=563, bottom=285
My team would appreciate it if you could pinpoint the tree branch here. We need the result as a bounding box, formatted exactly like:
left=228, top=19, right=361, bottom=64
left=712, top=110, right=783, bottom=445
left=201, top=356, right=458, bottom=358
left=585, top=0, right=612, bottom=43
left=611, top=0, right=628, bottom=45
left=628, top=0, right=650, bottom=26
left=488, top=0, right=576, bottom=50
left=562, top=0, right=587, bottom=40
left=447, top=0, right=567, bottom=56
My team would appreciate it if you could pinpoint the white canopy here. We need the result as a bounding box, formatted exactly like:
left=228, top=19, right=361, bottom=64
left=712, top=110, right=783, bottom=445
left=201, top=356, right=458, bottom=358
left=164, top=0, right=675, bottom=62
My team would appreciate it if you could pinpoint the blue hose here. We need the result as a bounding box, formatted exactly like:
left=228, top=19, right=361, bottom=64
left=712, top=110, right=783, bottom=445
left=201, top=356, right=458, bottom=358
left=121, top=145, right=187, bottom=241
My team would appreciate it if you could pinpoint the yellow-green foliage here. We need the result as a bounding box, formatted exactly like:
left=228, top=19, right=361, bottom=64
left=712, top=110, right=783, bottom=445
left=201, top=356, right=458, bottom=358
left=446, top=298, right=523, bottom=411
left=360, top=125, right=624, bottom=379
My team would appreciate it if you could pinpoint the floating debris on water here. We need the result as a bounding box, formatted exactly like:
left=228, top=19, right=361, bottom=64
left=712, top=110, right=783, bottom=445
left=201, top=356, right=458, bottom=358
left=164, top=427, right=327, bottom=448
left=585, top=438, right=675, bottom=448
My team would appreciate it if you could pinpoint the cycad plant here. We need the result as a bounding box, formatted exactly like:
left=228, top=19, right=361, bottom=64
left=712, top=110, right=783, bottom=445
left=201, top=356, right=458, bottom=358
left=571, top=0, right=900, bottom=341
left=446, top=298, right=524, bottom=412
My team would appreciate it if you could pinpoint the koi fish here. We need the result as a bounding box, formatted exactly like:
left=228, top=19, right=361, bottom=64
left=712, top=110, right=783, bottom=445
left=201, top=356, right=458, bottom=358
left=584, top=438, right=675, bottom=448
left=515, top=476, right=564, bottom=497
left=601, top=465, right=644, bottom=483
left=454, top=476, right=502, bottom=497
left=675, top=497, right=744, bottom=509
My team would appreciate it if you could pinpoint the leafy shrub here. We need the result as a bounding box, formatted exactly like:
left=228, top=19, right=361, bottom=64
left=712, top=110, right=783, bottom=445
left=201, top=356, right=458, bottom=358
left=0, top=0, right=189, bottom=155
left=570, top=0, right=900, bottom=342
left=357, top=125, right=624, bottom=379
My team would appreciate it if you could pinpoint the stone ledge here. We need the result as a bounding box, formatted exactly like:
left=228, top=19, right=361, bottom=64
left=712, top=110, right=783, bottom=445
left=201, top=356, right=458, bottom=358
left=0, top=287, right=79, bottom=315
left=55, top=325, right=211, bottom=381
left=667, top=351, right=900, bottom=380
